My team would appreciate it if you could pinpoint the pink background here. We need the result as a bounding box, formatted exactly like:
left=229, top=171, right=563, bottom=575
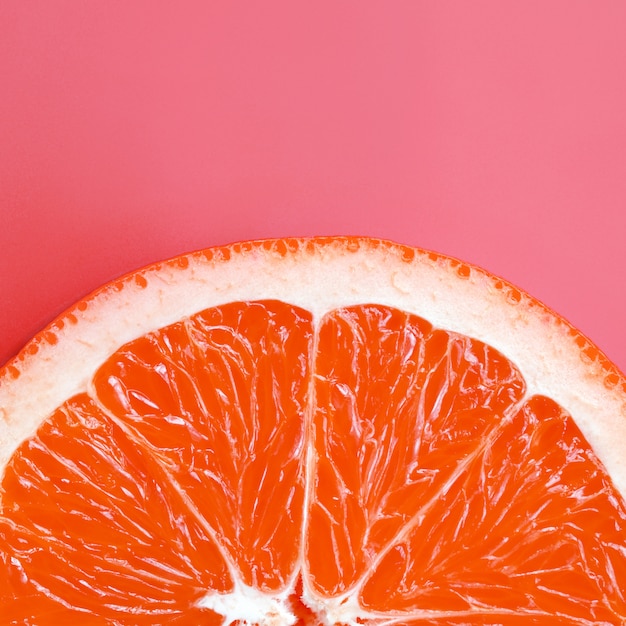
left=1, top=2, right=625, bottom=373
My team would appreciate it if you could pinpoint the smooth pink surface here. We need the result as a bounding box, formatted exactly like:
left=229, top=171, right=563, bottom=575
left=1, top=2, right=625, bottom=373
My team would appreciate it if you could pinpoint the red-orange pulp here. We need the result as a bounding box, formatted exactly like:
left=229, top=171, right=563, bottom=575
left=1, top=300, right=625, bottom=624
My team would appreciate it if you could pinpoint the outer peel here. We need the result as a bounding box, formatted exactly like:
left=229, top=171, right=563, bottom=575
left=1, top=236, right=626, bottom=500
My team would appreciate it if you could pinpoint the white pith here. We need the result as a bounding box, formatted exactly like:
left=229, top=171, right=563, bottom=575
left=1, top=237, right=625, bottom=623
left=196, top=581, right=297, bottom=625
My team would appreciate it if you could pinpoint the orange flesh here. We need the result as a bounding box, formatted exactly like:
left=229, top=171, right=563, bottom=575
left=1, top=301, right=626, bottom=624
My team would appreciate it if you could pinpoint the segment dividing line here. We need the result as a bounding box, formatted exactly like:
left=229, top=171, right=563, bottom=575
left=298, top=312, right=322, bottom=598
left=330, top=391, right=533, bottom=606
left=90, top=387, right=243, bottom=589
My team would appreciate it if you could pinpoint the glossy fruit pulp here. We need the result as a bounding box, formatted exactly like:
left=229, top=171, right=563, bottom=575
left=1, top=300, right=625, bottom=624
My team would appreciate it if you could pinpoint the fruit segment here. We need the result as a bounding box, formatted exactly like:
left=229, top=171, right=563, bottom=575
left=307, top=305, right=526, bottom=597
left=0, top=395, right=228, bottom=624
left=93, top=300, right=313, bottom=593
left=360, top=396, right=626, bottom=620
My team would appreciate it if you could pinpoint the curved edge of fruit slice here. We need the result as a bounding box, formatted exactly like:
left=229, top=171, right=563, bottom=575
left=1, top=236, right=625, bottom=497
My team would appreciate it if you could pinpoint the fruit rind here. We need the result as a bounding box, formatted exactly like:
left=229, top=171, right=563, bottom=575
left=1, top=237, right=625, bottom=498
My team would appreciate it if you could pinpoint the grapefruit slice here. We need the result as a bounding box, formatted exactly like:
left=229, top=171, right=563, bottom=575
left=1, top=237, right=625, bottom=624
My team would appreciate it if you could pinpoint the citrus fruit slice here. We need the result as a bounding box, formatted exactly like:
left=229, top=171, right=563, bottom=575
left=1, top=237, right=625, bottom=625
